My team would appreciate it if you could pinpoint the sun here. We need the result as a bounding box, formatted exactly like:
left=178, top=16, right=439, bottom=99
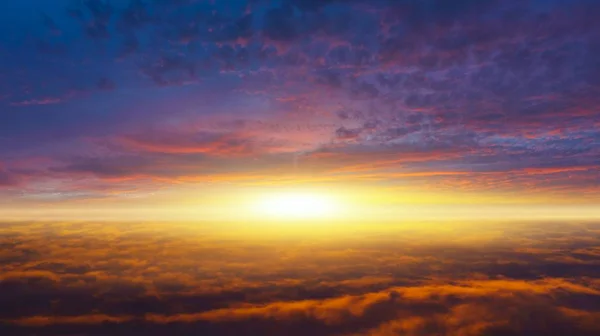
left=254, top=192, right=339, bottom=219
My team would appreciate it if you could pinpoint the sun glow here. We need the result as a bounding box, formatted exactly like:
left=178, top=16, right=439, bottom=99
left=254, top=192, right=340, bottom=219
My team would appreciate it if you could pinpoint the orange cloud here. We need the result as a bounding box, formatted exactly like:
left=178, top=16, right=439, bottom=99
left=8, top=314, right=132, bottom=327
left=2, top=221, right=600, bottom=335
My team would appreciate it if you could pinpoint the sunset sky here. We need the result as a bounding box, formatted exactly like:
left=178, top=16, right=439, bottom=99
left=3, top=1, right=600, bottom=336
left=1, top=0, right=599, bottom=220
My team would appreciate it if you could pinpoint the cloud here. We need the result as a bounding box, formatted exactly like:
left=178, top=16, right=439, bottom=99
left=2, top=221, right=600, bottom=335
left=0, top=169, right=19, bottom=187
left=1, top=0, right=600, bottom=199
left=117, top=130, right=271, bottom=156
left=335, top=127, right=362, bottom=141
left=9, top=97, right=63, bottom=106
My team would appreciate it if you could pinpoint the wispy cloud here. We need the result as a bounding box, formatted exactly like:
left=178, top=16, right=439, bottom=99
left=0, top=0, right=598, bottom=201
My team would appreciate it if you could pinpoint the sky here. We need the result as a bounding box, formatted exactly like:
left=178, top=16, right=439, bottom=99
left=1, top=0, right=600, bottom=219
left=3, top=2, right=600, bottom=335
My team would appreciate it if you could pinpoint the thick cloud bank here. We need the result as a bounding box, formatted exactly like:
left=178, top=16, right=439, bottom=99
left=2, top=220, right=600, bottom=335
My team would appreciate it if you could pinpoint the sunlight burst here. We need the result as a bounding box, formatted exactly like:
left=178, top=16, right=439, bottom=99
left=254, top=192, right=339, bottom=219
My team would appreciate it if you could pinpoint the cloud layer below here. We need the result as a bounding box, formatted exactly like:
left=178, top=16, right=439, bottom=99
left=2, top=220, right=600, bottom=335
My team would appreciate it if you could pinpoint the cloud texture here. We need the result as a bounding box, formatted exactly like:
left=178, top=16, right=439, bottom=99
left=2, top=220, right=600, bottom=335
left=0, top=0, right=599, bottom=203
